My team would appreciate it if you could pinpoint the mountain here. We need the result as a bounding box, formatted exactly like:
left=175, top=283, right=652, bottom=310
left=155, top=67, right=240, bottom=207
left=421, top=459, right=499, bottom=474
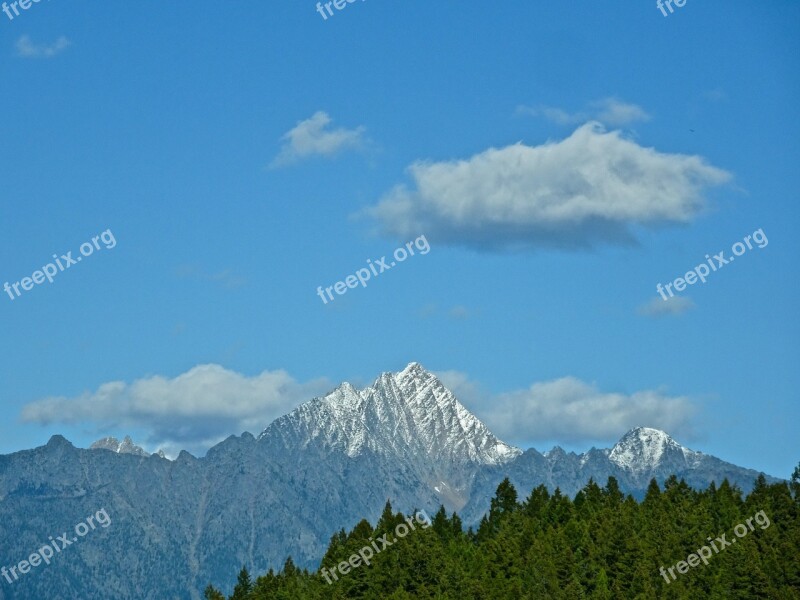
left=89, top=435, right=150, bottom=457
left=459, top=425, right=773, bottom=523
left=0, top=363, right=782, bottom=600
left=259, top=362, right=519, bottom=508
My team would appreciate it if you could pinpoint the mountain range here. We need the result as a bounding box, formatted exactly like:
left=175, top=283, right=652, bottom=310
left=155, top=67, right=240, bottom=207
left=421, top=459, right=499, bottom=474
left=0, top=363, right=781, bottom=600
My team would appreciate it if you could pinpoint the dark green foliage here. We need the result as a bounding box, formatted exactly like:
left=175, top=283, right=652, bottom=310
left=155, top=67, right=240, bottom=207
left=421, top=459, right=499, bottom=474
left=204, top=584, right=225, bottom=600
left=207, top=475, right=800, bottom=599
left=230, top=567, right=252, bottom=600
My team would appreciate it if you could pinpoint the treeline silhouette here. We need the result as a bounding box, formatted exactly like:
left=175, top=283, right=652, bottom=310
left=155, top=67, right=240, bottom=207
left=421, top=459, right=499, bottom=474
left=204, top=469, right=800, bottom=599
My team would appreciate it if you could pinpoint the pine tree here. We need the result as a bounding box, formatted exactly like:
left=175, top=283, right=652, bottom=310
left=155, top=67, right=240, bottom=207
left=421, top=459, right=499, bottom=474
left=449, top=511, right=463, bottom=538
left=230, top=567, right=252, bottom=600
left=376, top=499, right=401, bottom=532
left=523, top=483, right=550, bottom=518
left=282, top=557, right=298, bottom=578
left=431, top=505, right=450, bottom=540
left=489, top=477, right=518, bottom=520
left=200, top=473, right=800, bottom=599
left=203, top=584, right=225, bottom=600
left=592, top=568, right=613, bottom=600
left=790, top=461, right=800, bottom=502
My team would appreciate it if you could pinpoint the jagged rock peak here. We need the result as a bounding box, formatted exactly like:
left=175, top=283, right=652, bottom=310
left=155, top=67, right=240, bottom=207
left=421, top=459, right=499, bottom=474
left=609, top=427, right=697, bottom=472
left=259, top=362, right=521, bottom=466
left=90, top=435, right=150, bottom=457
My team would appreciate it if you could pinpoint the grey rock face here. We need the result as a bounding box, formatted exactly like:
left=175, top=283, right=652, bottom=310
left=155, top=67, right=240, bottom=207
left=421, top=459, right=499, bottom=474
left=0, top=366, right=781, bottom=600
left=458, top=426, right=781, bottom=524
left=89, top=435, right=150, bottom=457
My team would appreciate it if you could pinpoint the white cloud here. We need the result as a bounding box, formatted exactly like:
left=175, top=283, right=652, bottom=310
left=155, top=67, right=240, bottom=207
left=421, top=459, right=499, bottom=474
left=448, top=305, right=471, bottom=320
left=516, top=97, right=650, bottom=127
left=438, top=371, right=697, bottom=445
left=589, top=98, right=651, bottom=126
left=638, top=295, right=696, bottom=317
left=362, top=123, right=730, bottom=251
left=15, top=35, right=71, bottom=59
left=20, top=365, right=332, bottom=455
left=270, top=111, right=366, bottom=168
left=435, top=369, right=486, bottom=406
left=491, top=377, right=697, bottom=443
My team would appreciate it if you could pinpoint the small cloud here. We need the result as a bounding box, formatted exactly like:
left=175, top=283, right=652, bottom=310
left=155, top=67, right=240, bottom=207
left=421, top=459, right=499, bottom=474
left=415, top=304, right=473, bottom=320
left=176, top=265, right=246, bottom=289
left=207, top=269, right=247, bottom=289
left=589, top=98, right=651, bottom=126
left=416, top=303, right=438, bottom=318
left=448, top=305, right=471, bottom=320
left=15, top=35, right=71, bottom=59
left=270, top=111, right=366, bottom=168
left=638, top=295, right=696, bottom=318
left=517, top=97, right=650, bottom=127
left=702, top=89, right=727, bottom=102
left=361, top=123, right=730, bottom=252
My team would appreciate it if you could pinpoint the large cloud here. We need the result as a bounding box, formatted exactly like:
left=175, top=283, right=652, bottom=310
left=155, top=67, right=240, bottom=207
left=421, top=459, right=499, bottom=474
left=437, top=371, right=697, bottom=445
left=362, top=123, right=730, bottom=251
left=20, top=365, right=332, bottom=455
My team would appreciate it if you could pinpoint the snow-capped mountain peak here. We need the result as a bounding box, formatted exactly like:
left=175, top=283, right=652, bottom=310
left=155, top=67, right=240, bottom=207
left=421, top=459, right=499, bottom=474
left=258, top=362, right=521, bottom=509
left=608, top=427, right=698, bottom=473
left=262, top=362, right=520, bottom=465
left=90, top=435, right=150, bottom=457
left=397, top=360, right=426, bottom=379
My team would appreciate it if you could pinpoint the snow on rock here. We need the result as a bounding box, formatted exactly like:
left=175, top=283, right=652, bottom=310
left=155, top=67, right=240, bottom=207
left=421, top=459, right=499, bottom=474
left=609, top=426, right=696, bottom=473
left=89, top=435, right=150, bottom=457
left=260, top=362, right=521, bottom=466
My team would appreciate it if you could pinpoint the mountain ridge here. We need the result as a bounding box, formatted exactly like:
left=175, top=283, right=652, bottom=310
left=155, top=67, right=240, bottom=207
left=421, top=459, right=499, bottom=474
left=0, top=362, right=783, bottom=599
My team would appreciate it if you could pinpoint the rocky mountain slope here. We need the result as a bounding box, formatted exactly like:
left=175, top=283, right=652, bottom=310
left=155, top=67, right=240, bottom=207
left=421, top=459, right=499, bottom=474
left=0, top=364, right=780, bottom=600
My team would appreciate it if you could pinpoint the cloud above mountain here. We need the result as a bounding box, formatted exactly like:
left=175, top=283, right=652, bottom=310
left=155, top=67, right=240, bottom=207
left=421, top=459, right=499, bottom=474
left=361, top=123, right=730, bottom=251
left=20, top=363, right=697, bottom=456
left=436, top=371, right=697, bottom=445
left=20, top=365, right=332, bottom=455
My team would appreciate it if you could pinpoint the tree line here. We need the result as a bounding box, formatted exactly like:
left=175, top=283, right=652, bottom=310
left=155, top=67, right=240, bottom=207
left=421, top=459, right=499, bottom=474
left=204, top=467, right=800, bottom=599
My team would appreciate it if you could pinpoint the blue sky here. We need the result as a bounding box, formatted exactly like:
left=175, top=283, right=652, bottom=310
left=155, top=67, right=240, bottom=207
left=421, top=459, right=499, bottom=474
left=1, top=1, right=797, bottom=479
